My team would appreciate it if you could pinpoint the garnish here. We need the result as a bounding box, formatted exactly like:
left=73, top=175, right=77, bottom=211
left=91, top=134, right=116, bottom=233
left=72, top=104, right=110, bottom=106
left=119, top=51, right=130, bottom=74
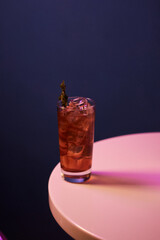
left=59, top=80, right=68, bottom=107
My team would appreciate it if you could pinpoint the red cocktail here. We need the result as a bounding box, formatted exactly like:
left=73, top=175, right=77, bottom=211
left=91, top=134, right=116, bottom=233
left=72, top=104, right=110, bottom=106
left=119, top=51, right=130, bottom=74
left=57, top=97, right=95, bottom=182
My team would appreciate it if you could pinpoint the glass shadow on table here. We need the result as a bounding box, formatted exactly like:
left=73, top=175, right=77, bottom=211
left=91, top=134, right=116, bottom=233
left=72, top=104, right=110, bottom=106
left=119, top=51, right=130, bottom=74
left=85, top=171, right=160, bottom=187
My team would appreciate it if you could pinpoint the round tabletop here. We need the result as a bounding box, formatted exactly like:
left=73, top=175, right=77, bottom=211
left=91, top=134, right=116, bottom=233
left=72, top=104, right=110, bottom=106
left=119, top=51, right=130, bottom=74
left=48, top=132, right=160, bottom=240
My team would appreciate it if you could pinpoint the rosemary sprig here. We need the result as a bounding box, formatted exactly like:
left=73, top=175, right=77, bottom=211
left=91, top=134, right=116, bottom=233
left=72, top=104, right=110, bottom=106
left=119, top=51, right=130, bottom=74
left=59, top=80, right=68, bottom=107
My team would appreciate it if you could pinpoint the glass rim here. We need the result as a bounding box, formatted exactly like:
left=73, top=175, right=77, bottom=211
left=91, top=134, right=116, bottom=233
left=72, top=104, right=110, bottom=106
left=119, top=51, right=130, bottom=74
left=57, top=96, right=95, bottom=109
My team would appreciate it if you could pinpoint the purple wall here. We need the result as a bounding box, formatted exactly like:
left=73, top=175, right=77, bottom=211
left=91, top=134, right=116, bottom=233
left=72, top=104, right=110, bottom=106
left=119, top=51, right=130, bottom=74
left=1, top=0, right=160, bottom=239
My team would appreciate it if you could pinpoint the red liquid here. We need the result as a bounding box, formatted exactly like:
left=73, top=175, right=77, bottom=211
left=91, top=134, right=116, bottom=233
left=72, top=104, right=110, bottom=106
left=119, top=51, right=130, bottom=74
left=57, top=104, right=95, bottom=173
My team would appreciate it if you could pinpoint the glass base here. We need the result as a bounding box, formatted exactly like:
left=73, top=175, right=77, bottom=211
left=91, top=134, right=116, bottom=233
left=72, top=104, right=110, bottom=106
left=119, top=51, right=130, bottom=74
left=61, top=168, right=91, bottom=183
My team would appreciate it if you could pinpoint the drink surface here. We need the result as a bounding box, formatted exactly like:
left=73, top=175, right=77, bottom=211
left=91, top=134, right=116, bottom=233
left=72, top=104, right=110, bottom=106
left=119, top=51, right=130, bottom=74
left=57, top=97, right=95, bottom=172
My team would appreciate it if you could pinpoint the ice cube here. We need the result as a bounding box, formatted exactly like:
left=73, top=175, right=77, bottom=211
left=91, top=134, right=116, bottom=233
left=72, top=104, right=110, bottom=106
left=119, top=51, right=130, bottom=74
left=67, top=143, right=84, bottom=158
left=65, top=97, right=93, bottom=123
left=67, top=97, right=88, bottom=110
left=66, top=110, right=80, bottom=123
left=75, top=130, right=85, bottom=144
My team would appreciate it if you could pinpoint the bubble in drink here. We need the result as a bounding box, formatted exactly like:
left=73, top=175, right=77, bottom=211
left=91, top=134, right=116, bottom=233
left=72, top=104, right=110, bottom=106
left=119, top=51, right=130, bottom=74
left=57, top=97, right=95, bottom=175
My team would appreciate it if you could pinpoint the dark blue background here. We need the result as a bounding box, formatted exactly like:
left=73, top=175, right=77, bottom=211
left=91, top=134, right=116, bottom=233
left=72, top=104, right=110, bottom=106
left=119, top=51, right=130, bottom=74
left=1, top=0, right=160, bottom=239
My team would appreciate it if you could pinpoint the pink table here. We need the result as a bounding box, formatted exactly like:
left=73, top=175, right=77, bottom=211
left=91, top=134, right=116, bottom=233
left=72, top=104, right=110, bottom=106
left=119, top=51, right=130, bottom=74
left=48, top=132, right=160, bottom=240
